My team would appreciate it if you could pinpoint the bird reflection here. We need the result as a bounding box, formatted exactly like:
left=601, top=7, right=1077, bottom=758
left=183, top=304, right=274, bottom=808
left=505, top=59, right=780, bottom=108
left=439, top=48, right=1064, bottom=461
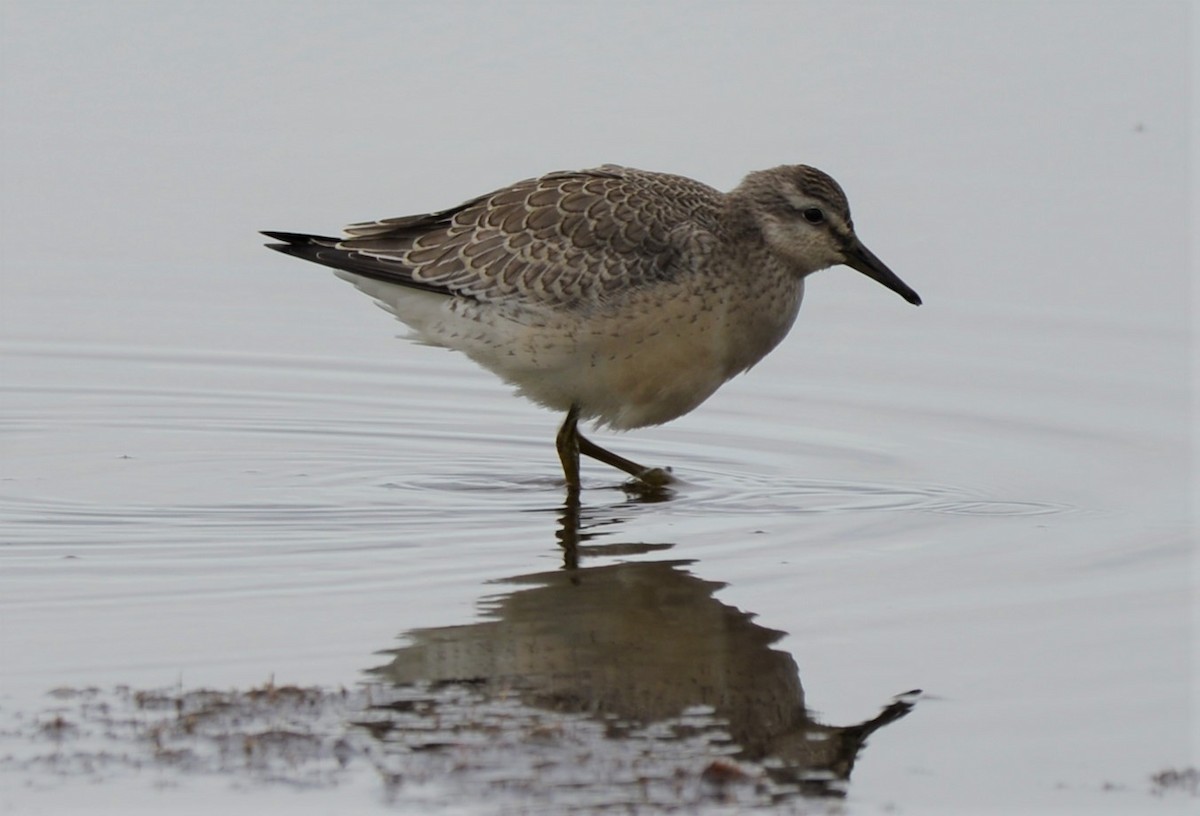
left=369, top=499, right=918, bottom=797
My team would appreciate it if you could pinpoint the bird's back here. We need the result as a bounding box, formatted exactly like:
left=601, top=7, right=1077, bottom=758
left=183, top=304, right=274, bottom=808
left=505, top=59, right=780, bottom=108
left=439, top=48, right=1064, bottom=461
left=327, top=165, right=727, bottom=312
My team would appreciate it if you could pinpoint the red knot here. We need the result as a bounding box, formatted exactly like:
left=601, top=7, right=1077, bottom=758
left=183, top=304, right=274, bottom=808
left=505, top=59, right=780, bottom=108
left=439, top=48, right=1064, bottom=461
left=264, top=164, right=921, bottom=491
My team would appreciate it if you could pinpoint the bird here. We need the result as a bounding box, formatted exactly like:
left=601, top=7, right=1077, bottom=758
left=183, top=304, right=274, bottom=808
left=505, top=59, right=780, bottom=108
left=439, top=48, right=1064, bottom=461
left=263, top=164, right=921, bottom=492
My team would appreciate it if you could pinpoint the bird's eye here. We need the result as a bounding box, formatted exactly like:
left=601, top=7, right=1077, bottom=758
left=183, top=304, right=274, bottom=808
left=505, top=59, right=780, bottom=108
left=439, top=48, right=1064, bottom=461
left=801, top=207, right=825, bottom=225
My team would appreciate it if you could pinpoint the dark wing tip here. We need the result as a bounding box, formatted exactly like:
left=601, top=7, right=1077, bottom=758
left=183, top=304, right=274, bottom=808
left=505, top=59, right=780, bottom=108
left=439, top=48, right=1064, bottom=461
left=261, top=230, right=338, bottom=244
left=261, top=231, right=345, bottom=260
left=259, top=228, right=457, bottom=298
left=261, top=231, right=338, bottom=267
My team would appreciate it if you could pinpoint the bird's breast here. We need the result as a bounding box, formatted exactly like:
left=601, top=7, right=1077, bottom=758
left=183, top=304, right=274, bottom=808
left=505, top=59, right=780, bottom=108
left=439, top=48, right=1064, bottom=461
left=542, top=271, right=805, bottom=429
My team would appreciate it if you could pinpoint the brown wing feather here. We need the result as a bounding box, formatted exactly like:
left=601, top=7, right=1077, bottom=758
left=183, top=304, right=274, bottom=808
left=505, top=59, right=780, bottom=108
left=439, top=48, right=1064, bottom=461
left=335, top=166, right=725, bottom=309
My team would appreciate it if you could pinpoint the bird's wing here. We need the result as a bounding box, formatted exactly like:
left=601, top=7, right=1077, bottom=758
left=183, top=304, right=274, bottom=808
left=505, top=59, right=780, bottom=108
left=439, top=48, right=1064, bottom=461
left=323, top=166, right=724, bottom=309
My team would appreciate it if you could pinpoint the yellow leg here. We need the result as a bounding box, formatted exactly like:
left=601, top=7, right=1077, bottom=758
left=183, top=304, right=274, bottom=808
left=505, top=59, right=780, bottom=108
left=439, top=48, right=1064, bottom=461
left=557, top=406, right=673, bottom=489
left=555, top=405, right=582, bottom=492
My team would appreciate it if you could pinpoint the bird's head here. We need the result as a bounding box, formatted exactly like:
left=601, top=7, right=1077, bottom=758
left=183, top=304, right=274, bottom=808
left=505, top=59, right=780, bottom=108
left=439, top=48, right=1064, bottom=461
left=735, top=165, right=921, bottom=306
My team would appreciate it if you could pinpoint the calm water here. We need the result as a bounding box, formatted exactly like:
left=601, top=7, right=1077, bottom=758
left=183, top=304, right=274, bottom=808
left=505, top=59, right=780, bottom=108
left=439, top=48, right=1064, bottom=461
left=0, top=3, right=1192, bottom=813
left=0, top=254, right=1191, bottom=814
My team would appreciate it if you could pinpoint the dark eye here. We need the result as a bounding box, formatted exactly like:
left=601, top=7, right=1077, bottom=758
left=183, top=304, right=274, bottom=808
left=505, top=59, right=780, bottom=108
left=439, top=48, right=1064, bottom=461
left=801, top=207, right=825, bottom=225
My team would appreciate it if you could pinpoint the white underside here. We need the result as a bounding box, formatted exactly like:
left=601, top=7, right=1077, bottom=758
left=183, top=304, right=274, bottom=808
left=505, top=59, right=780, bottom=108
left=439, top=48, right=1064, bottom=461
left=335, top=270, right=803, bottom=430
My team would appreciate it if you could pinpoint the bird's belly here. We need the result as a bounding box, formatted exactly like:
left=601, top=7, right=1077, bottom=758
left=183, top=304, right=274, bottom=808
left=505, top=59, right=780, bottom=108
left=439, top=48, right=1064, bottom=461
left=558, top=330, right=729, bottom=429
left=504, top=281, right=805, bottom=430
left=339, top=270, right=804, bottom=430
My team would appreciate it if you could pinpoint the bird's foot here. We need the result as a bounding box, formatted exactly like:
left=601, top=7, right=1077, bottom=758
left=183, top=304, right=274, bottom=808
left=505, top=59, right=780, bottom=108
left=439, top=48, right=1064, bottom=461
left=618, top=467, right=675, bottom=500
left=634, top=466, right=673, bottom=487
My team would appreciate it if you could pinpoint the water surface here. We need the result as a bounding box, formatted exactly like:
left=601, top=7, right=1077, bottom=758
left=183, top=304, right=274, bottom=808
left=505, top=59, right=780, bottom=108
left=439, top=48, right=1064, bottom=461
left=0, top=3, right=1192, bottom=813
left=1, top=252, right=1191, bottom=813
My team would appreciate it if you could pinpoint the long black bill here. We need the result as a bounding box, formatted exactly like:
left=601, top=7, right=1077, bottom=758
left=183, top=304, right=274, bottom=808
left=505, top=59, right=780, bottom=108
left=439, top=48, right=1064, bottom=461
left=843, top=239, right=922, bottom=306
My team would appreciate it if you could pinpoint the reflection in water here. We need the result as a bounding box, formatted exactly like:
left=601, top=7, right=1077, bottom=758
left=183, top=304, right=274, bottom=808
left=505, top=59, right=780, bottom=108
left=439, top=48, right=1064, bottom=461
left=369, top=498, right=918, bottom=798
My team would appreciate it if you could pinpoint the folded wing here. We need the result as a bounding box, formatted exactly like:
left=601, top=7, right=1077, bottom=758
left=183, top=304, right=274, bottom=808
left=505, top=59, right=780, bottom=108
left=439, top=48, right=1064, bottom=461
left=264, top=166, right=724, bottom=310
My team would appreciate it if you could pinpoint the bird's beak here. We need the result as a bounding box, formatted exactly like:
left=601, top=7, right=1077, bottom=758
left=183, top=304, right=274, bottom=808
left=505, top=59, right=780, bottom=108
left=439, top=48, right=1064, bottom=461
left=842, top=238, right=922, bottom=306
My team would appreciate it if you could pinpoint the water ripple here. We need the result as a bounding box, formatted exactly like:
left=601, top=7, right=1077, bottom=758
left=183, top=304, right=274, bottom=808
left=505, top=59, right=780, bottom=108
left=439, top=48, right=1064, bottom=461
left=1, top=337, right=1076, bottom=557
